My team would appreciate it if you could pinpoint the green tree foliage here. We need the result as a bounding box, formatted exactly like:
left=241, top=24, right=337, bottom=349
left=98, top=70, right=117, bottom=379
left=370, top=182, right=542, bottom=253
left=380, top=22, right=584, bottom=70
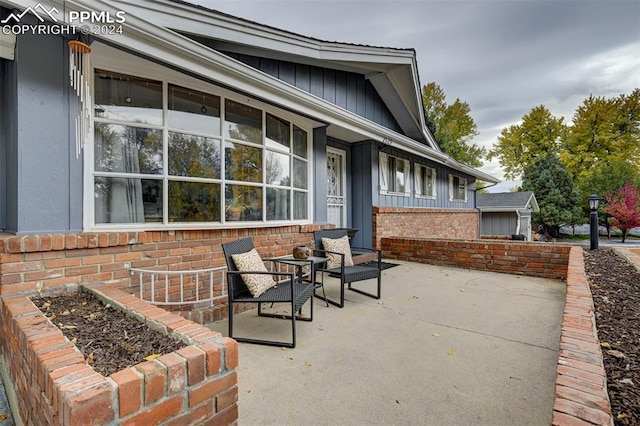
left=604, top=180, right=640, bottom=243
left=521, top=155, right=581, bottom=238
left=575, top=158, right=640, bottom=231
left=421, top=82, right=485, bottom=168
left=487, top=106, right=566, bottom=180
left=562, top=89, right=640, bottom=183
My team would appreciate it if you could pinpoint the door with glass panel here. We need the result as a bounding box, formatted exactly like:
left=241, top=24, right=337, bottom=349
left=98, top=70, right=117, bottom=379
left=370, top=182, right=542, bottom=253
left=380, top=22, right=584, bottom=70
left=326, top=148, right=346, bottom=227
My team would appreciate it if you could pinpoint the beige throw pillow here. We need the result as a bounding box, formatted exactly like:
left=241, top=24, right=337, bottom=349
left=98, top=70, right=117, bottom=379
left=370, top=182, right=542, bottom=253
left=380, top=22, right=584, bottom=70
left=231, top=249, right=277, bottom=298
left=322, top=235, right=354, bottom=269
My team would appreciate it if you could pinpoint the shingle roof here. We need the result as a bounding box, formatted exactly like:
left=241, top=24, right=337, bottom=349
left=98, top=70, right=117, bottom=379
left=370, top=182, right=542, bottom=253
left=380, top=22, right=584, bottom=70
left=477, top=191, right=539, bottom=211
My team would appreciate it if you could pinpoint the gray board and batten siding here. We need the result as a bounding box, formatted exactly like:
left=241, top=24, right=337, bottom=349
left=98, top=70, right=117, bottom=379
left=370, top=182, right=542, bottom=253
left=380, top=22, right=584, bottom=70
left=219, top=51, right=404, bottom=134
left=1, top=31, right=84, bottom=234
left=481, top=211, right=518, bottom=236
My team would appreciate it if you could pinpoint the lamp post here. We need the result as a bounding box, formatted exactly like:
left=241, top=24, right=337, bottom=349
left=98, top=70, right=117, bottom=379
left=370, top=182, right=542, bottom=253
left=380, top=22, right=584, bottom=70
left=589, top=193, right=600, bottom=250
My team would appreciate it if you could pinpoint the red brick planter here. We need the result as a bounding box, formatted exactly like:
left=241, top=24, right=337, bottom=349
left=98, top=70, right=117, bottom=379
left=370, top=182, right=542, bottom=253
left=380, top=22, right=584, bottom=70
left=0, top=283, right=238, bottom=426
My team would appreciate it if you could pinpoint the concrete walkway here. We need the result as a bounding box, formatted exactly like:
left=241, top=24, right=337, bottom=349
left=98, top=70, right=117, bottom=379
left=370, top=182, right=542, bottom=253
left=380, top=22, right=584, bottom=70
left=207, top=260, right=566, bottom=426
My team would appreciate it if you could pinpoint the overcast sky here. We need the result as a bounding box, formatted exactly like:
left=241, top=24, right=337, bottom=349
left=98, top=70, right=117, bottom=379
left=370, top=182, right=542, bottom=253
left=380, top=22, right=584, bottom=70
left=193, top=0, right=640, bottom=192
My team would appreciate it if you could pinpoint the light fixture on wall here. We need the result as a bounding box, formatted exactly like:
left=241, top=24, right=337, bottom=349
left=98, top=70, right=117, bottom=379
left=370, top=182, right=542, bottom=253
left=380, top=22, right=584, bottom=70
left=68, top=39, right=92, bottom=158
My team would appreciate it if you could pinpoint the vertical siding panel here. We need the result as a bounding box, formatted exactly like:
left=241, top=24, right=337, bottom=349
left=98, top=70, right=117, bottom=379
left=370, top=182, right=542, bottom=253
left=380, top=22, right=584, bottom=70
left=238, top=53, right=260, bottom=70
left=345, top=73, right=358, bottom=114
left=309, top=66, right=324, bottom=97
left=295, top=64, right=310, bottom=92
left=335, top=70, right=347, bottom=109
left=356, top=78, right=366, bottom=117
left=365, top=82, right=376, bottom=122
left=279, top=61, right=296, bottom=85
left=13, top=32, right=80, bottom=232
left=259, top=58, right=279, bottom=78
left=313, top=127, right=328, bottom=223
left=323, top=69, right=336, bottom=104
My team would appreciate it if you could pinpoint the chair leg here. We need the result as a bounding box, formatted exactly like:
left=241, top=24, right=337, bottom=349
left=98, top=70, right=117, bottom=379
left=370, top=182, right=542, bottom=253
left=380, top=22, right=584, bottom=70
left=347, top=274, right=382, bottom=300
left=314, top=269, right=329, bottom=307
left=314, top=271, right=342, bottom=308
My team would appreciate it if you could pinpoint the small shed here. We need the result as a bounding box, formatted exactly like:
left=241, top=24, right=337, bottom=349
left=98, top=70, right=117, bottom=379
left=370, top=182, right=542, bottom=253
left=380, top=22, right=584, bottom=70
left=477, top=191, right=540, bottom=241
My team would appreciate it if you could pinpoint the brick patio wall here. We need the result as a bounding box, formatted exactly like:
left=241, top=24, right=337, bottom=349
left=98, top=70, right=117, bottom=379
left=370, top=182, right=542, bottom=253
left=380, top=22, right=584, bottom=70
left=381, top=237, right=570, bottom=280
left=0, top=225, right=330, bottom=322
left=372, top=207, right=479, bottom=250
left=552, top=247, right=613, bottom=425
left=0, top=283, right=238, bottom=425
left=381, top=237, right=614, bottom=425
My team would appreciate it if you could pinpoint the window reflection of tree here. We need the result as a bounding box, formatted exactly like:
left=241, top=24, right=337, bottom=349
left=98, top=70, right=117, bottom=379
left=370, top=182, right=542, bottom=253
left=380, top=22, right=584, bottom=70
left=225, top=142, right=262, bottom=183
left=94, top=123, right=162, bottom=223
left=266, top=151, right=291, bottom=186
left=169, top=181, right=221, bottom=222
left=168, top=133, right=221, bottom=178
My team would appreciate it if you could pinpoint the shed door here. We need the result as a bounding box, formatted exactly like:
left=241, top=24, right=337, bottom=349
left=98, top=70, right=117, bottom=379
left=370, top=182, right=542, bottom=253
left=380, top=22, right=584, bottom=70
left=326, top=147, right=346, bottom=227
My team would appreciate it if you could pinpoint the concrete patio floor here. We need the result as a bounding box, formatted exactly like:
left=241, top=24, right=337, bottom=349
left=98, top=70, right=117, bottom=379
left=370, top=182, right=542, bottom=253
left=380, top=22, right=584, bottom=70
left=207, top=260, right=566, bottom=426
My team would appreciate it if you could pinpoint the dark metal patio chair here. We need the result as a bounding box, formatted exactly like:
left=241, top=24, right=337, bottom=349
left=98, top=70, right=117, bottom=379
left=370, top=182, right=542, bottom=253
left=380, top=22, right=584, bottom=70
left=313, top=229, right=382, bottom=308
left=222, top=237, right=315, bottom=348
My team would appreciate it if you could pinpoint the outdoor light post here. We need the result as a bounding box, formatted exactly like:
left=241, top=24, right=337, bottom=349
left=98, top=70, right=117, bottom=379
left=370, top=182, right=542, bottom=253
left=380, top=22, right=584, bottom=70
left=589, top=193, right=600, bottom=250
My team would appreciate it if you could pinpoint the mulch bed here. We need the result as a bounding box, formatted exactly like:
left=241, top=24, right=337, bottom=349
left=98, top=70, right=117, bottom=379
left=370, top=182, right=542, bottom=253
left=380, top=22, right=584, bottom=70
left=32, top=291, right=186, bottom=377
left=583, top=247, right=640, bottom=425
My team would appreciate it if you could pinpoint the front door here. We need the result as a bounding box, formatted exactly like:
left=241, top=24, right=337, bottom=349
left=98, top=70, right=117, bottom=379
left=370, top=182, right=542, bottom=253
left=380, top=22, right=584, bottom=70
left=326, top=147, right=346, bottom=228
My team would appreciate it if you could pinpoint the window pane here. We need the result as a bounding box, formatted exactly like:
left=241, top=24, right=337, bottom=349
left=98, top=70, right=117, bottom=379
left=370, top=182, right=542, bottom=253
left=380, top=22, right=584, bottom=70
left=168, top=132, right=220, bottom=178
left=266, top=113, right=290, bottom=151
left=224, top=100, right=262, bottom=143
left=292, top=125, right=308, bottom=158
left=293, top=158, right=307, bottom=189
left=168, top=181, right=221, bottom=222
left=94, top=123, right=162, bottom=175
left=94, top=70, right=162, bottom=125
left=266, top=188, right=290, bottom=220
left=395, top=159, right=406, bottom=192
left=168, top=85, right=221, bottom=135
left=94, top=177, right=162, bottom=223
left=225, top=142, right=262, bottom=182
left=293, top=191, right=308, bottom=220
left=265, top=151, right=290, bottom=186
left=225, top=185, right=262, bottom=221
left=421, top=167, right=434, bottom=197
left=452, top=176, right=466, bottom=200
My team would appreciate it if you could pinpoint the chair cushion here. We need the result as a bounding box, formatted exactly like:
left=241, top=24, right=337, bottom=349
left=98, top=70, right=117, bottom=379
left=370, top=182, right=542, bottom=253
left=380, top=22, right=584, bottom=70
left=231, top=249, right=277, bottom=298
left=322, top=235, right=354, bottom=269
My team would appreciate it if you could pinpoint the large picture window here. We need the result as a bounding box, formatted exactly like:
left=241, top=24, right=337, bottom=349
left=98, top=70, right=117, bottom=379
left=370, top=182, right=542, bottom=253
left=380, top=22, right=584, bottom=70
left=92, top=69, right=310, bottom=227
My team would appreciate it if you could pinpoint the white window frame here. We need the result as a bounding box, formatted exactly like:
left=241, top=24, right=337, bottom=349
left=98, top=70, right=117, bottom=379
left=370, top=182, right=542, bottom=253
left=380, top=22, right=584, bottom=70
left=379, top=152, right=410, bottom=196
left=448, top=174, right=468, bottom=202
left=85, top=44, right=315, bottom=231
left=415, top=164, right=436, bottom=199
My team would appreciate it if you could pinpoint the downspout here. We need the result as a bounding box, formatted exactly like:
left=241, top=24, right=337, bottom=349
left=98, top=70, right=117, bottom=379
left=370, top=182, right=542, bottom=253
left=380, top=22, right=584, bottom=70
left=516, top=210, right=522, bottom=236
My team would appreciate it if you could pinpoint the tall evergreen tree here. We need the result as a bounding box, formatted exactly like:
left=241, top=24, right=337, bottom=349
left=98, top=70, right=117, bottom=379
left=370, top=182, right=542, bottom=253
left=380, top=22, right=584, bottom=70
left=521, top=154, right=581, bottom=238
